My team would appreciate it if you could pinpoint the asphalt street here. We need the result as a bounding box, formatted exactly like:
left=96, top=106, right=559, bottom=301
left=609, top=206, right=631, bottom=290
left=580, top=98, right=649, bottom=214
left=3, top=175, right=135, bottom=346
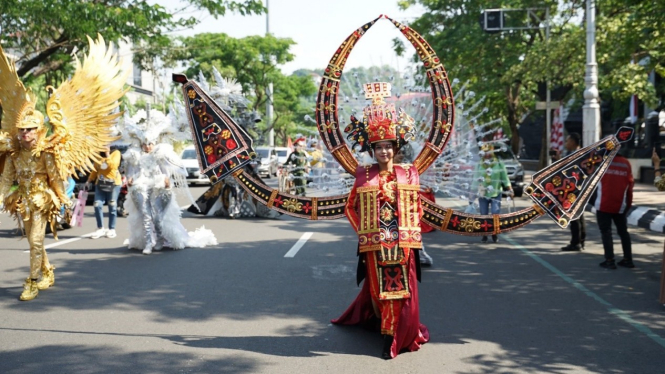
left=1, top=181, right=664, bottom=373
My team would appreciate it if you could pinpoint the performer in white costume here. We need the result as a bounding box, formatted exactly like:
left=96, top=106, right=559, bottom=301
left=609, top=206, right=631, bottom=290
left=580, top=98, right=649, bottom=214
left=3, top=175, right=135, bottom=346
left=120, top=109, right=217, bottom=254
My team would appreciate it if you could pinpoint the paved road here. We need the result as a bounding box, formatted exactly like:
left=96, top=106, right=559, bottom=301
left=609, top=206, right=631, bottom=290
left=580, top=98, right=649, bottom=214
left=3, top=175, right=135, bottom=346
left=0, top=185, right=664, bottom=373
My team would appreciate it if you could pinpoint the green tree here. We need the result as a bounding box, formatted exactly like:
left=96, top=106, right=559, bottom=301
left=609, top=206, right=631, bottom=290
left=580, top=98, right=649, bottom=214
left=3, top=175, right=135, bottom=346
left=166, top=33, right=296, bottom=111
left=269, top=73, right=317, bottom=145
left=400, top=0, right=665, bottom=159
left=165, top=33, right=316, bottom=145
left=0, top=0, right=264, bottom=82
left=594, top=0, right=664, bottom=108
left=397, top=0, right=575, bottom=156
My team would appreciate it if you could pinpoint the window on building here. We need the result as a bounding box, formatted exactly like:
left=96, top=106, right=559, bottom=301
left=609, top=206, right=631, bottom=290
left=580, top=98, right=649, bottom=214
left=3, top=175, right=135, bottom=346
left=133, top=63, right=142, bottom=87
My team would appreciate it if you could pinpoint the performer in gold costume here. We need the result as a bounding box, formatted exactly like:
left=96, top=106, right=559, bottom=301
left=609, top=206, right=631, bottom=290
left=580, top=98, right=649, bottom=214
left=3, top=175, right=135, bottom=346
left=0, top=35, right=128, bottom=301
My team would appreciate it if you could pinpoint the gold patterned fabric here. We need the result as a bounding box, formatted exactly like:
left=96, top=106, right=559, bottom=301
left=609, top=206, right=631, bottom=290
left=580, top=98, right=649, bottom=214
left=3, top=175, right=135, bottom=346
left=0, top=147, right=61, bottom=278
left=0, top=148, right=67, bottom=228
left=0, top=35, right=127, bottom=286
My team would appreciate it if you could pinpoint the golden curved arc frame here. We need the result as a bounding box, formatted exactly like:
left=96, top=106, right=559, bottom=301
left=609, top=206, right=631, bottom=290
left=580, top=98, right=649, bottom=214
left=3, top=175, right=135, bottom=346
left=315, top=15, right=455, bottom=175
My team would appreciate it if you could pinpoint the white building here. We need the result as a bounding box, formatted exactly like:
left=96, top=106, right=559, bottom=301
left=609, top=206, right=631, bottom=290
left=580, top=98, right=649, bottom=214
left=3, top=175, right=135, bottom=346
left=115, top=41, right=159, bottom=105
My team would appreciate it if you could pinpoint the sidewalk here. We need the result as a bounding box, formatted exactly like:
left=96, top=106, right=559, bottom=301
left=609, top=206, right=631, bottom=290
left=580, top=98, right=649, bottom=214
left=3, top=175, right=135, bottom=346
left=525, top=171, right=665, bottom=234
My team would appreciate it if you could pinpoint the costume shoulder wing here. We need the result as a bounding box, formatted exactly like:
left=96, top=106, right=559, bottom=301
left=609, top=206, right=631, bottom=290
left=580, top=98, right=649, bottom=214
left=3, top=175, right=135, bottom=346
left=153, top=143, right=186, bottom=175
left=38, top=35, right=129, bottom=179
left=0, top=43, right=35, bottom=146
left=0, top=131, right=15, bottom=153
left=123, top=148, right=141, bottom=166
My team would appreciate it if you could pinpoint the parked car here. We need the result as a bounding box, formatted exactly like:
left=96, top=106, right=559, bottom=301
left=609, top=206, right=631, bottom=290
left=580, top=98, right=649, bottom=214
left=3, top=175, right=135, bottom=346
left=181, top=145, right=210, bottom=185
left=496, top=148, right=525, bottom=197
left=274, top=146, right=290, bottom=165
left=256, top=147, right=279, bottom=178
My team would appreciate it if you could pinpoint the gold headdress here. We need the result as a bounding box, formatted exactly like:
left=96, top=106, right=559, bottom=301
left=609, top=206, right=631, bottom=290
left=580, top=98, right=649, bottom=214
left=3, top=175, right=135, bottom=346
left=344, top=81, right=415, bottom=154
left=0, top=35, right=129, bottom=179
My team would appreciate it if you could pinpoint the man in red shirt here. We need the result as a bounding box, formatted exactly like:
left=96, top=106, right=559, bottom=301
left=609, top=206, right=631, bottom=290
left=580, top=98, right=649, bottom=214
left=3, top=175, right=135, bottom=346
left=593, top=151, right=634, bottom=269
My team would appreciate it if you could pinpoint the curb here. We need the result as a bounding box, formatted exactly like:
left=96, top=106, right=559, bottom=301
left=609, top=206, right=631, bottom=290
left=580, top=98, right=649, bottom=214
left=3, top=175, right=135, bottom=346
left=586, top=205, right=665, bottom=234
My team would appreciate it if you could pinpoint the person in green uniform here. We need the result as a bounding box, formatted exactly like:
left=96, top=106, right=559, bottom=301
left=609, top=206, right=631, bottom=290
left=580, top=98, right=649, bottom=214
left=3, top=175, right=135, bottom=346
left=471, top=143, right=514, bottom=243
left=285, top=138, right=309, bottom=196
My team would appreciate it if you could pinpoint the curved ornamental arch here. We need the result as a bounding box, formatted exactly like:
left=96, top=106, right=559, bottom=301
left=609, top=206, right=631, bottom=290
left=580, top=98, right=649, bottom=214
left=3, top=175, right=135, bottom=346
left=315, top=15, right=454, bottom=176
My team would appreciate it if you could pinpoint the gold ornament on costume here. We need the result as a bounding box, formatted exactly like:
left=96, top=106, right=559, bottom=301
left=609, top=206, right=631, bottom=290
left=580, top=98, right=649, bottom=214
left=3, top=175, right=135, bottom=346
left=0, top=35, right=128, bottom=181
left=0, top=35, right=129, bottom=240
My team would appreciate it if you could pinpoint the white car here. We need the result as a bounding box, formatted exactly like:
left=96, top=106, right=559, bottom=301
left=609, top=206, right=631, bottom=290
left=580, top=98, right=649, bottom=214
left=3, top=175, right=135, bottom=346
left=275, top=147, right=290, bottom=165
left=256, top=147, right=278, bottom=178
left=181, top=146, right=210, bottom=185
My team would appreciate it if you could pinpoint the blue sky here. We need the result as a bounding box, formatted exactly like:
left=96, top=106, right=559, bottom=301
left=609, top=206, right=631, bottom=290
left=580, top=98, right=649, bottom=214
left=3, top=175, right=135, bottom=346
left=157, top=0, right=426, bottom=74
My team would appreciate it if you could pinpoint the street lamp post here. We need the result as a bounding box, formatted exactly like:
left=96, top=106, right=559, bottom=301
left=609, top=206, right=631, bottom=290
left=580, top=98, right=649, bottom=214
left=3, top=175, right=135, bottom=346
left=266, top=0, right=275, bottom=147
left=583, top=0, right=601, bottom=147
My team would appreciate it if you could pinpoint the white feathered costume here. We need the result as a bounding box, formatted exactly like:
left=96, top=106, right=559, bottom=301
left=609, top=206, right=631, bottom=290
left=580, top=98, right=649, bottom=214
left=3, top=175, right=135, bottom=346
left=119, top=109, right=217, bottom=254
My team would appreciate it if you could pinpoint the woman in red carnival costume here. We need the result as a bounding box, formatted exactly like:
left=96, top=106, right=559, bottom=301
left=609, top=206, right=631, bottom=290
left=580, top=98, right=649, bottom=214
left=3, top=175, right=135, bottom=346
left=332, top=82, right=429, bottom=359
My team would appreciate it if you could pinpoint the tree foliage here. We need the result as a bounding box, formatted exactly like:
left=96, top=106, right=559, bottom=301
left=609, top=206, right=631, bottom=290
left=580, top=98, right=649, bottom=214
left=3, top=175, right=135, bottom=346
left=166, top=33, right=317, bottom=145
left=399, top=0, right=665, bottom=155
left=0, top=0, right=265, bottom=83
left=166, top=33, right=297, bottom=110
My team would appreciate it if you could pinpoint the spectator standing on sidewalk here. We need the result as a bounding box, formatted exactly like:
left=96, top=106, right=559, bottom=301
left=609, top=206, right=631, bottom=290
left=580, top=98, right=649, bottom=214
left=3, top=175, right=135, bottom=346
left=470, top=142, right=514, bottom=243
left=554, top=133, right=586, bottom=251
left=86, top=146, right=122, bottom=239
left=651, top=148, right=665, bottom=305
left=593, top=149, right=634, bottom=269
left=308, top=139, right=325, bottom=179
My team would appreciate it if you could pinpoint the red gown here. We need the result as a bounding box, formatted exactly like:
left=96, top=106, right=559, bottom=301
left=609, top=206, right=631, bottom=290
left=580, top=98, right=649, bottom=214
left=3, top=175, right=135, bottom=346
left=332, top=164, right=429, bottom=358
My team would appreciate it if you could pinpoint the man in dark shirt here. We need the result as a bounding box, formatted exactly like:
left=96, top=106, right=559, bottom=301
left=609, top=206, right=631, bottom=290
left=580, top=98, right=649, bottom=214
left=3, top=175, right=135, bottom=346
left=555, top=133, right=587, bottom=251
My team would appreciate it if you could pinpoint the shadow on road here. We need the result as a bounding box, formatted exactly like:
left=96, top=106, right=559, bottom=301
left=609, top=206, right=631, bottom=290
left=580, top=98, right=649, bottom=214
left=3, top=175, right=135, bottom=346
left=419, top=215, right=665, bottom=373
left=0, top=342, right=260, bottom=374
left=1, top=213, right=664, bottom=372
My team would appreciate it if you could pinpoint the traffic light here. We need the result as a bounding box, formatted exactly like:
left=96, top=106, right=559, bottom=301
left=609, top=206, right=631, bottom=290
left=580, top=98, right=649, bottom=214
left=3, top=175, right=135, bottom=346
left=480, top=10, right=503, bottom=33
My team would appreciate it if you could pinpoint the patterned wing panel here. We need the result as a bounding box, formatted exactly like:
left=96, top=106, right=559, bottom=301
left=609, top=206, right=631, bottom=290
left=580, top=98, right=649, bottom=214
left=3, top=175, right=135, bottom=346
left=525, top=127, right=635, bottom=228
left=173, top=74, right=256, bottom=184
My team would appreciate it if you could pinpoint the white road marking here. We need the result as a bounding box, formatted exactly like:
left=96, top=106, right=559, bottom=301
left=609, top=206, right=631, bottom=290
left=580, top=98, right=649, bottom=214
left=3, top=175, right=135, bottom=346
left=23, top=232, right=97, bottom=253
left=284, top=232, right=313, bottom=258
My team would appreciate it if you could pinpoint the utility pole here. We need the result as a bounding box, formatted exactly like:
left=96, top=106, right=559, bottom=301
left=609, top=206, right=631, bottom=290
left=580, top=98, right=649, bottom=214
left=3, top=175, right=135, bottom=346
left=582, top=0, right=600, bottom=147
left=544, top=7, right=552, bottom=165
left=266, top=0, right=275, bottom=147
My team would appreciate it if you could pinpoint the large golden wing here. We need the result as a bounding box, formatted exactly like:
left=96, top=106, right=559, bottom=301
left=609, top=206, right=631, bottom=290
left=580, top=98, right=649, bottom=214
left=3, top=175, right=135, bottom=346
left=37, top=34, right=129, bottom=179
left=0, top=43, right=37, bottom=138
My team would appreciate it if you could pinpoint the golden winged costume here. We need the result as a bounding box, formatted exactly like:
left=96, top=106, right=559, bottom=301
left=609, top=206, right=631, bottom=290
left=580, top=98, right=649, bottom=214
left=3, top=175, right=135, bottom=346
left=0, top=35, right=128, bottom=301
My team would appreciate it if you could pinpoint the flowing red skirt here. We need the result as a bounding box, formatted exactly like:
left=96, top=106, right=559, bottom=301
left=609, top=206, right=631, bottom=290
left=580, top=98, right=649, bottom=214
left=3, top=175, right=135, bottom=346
left=331, top=253, right=430, bottom=358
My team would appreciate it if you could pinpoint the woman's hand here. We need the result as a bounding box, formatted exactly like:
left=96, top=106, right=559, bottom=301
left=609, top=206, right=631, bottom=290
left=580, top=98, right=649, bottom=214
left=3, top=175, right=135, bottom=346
left=652, top=148, right=660, bottom=169
left=128, top=177, right=133, bottom=187
left=164, top=177, right=171, bottom=189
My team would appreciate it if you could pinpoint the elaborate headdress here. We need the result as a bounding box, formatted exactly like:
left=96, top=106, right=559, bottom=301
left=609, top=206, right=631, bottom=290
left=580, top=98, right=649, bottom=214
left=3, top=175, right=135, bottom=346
left=16, top=106, right=44, bottom=129
left=295, top=137, right=307, bottom=146
left=344, top=82, right=415, bottom=155
left=119, top=102, right=192, bottom=148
